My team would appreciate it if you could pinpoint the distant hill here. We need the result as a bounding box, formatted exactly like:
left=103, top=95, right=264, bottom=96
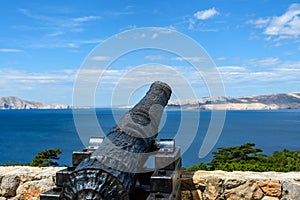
left=167, top=92, right=300, bottom=110
left=4, top=92, right=300, bottom=110
left=0, top=96, right=70, bottom=109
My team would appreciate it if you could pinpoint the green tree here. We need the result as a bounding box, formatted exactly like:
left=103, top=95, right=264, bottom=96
left=183, top=162, right=208, bottom=171
left=207, top=143, right=267, bottom=171
left=30, top=148, right=62, bottom=167
left=183, top=143, right=300, bottom=172
left=266, top=149, right=300, bottom=172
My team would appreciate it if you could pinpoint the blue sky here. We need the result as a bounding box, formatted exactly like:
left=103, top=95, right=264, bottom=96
left=0, top=0, right=300, bottom=106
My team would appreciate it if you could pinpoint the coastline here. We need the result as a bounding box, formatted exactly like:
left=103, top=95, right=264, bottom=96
left=2, top=91, right=300, bottom=110
left=1, top=106, right=300, bottom=111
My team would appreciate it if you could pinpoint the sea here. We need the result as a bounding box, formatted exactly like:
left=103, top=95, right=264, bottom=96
left=0, top=109, right=299, bottom=167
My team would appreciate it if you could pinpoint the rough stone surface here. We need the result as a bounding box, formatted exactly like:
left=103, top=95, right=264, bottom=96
left=181, top=170, right=300, bottom=200
left=203, top=177, right=223, bottom=200
left=0, top=175, right=20, bottom=197
left=281, top=180, right=300, bottom=200
left=0, top=167, right=65, bottom=200
left=259, top=180, right=282, bottom=197
left=16, top=178, right=55, bottom=199
left=225, top=180, right=264, bottom=200
left=1, top=167, right=300, bottom=200
left=223, top=178, right=246, bottom=189
left=261, top=196, right=280, bottom=200
left=193, top=171, right=208, bottom=190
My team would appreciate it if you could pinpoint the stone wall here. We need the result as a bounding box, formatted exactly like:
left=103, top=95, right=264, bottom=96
left=181, top=170, right=300, bottom=200
left=0, top=167, right=64, bottom=200
left=1, top=167, right=300, bottom=200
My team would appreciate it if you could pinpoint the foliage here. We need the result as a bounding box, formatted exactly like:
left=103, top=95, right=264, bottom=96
left=30, top=148, right=62, bottom=167
left=184, top=143, right=300, bottom=172
left=0, top=160, right=23, bottom=166
left=208, top=143, right=268, bottom=171
left=182, top=162, right=207, bottom=171
left=266, top=149, right=300, bottom=172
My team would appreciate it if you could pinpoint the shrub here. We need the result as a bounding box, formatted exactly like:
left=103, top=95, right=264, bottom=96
left=30, top=148, right=62, bottom=167
left=184, top=143, right=300, bottom=172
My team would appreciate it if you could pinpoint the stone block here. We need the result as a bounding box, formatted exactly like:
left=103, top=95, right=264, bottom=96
left=225, top=180, right=263, bottom=200
left=258, top=180, right=282, bottom=197
left=0, top=175, right=20, bottom=197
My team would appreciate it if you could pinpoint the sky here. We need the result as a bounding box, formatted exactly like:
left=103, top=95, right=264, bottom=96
left=0, top=0, right=300, bottom=107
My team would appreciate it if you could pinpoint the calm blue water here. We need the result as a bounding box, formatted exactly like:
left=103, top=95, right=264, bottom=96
left=0, top=109, right=299, bottom=167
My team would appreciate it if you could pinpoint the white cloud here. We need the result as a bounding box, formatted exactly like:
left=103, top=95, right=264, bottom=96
left=172, top=56, right=206, bottom=62
left=2, top=61, right=299, bottom=105
left=127, top=25, right=137, bottom=29
left=0, top=68, right=78, bottom=104
left=73, top=16, right=101, bottom=22
left=0, top=68, right=76, bottom=84
left=0, top=63, right=211, bottom=106
left=0, top=48, right=23, bottom=53
left=148, top=28, right=176, bottom=39
left=77, top=39, right=103, bottom=44
left=215, top=57, right=227, bottom=61
left=217, top=59, right=300, bottom=88
left=248, top=57, right=280, bottom=67
left=249, top=3, right=300, bottom=39
left=98, top=64, right=208, bottom=106
left=16, top=9, right=102, bottom=49
left=276, top=67, right=300, bottom=72
left=218, top=66, right=246, bottom=72
left=188, top=8, right=220, bottom=31
left=18, top=9, right=101, bottom=28
left=151, top=33, right=158, bottom=39
left=90, top=56, right=112, bottom=61
left=18, top=8, right=47, bottom=20
left=77, top=68, right=120, bottom=76
left=67, top=43, right=79, bottom=48
left=144, top=55, right=165, bottom=61
left=105, top=11, right=135, bottom=16
left=194, top=7, right=219, bottom=20
left=265, top=4, right=300, bottom=36
left=138, top=53, right=214, bottom=67
left=28, top=42, right=80, bottom=49
left=27, top=38, right=103, bottom=49
left=248, top=18, right=270, bottom=28
left=46, top=31, right=64, bottom=37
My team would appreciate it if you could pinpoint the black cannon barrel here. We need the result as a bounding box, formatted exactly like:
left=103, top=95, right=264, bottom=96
left=63, top=81, right=172, bottom=200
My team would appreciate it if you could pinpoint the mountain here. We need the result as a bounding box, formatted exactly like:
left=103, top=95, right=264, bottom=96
left=0, top=96, right=70, bottom=109
left=167, top=92, right=300, bottom=110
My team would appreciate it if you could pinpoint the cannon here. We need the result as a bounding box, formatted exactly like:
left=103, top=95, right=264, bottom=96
left=41, top=81, right=182, bottom=200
